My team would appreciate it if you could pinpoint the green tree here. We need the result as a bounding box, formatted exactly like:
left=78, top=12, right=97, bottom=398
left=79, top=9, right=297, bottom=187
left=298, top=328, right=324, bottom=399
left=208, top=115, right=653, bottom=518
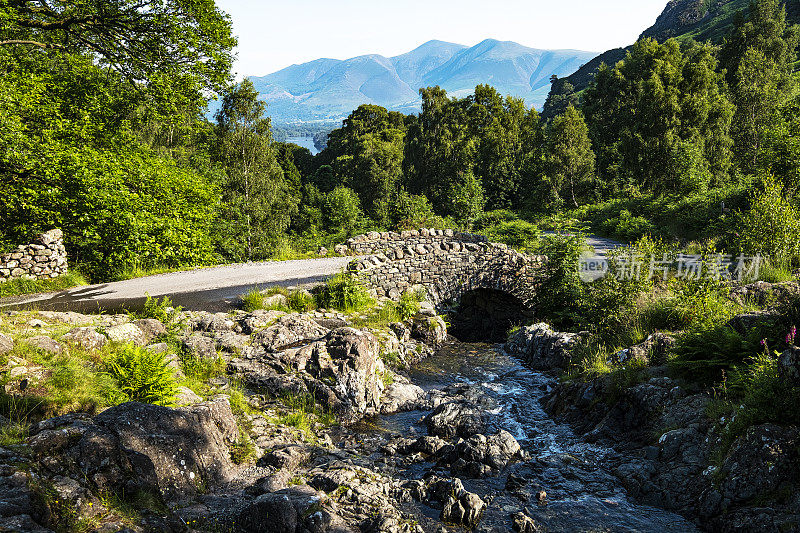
left=214, top=80, right=297, bottom=261
left=735, top=174, right=800, bottom=264
left=583, top=38, right=734, bottom=195
left=448, top=171, right=486, bottom=225
left=324, top=186, right=363, bottom=236
left=721, top=0, right=800, bottom=172
left=545, top=105, right=596, bottom=207
left=0, top=0, right=236, bottom=91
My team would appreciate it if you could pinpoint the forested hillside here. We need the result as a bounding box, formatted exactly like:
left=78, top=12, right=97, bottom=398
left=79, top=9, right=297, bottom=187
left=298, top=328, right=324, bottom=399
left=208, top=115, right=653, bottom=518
left=544, top=0, right=800, bottom=118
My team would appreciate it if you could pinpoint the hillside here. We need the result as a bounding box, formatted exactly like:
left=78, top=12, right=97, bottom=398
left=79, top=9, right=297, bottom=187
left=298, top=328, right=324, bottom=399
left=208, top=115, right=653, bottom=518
left=543, top=0, right=800, bottom=118
left=248, top=39, right=596, bottom=126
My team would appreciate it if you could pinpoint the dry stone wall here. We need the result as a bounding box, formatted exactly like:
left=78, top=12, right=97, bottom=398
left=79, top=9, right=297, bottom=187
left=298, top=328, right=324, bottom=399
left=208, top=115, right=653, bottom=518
left=345, top=228, right=545, bottom=309
left=0, top=229, right=68, bottom=283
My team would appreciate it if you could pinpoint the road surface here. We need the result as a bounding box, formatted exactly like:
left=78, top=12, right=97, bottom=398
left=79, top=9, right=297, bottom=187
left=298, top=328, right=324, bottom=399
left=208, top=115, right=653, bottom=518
left=1, top=257, right=354, bottom=313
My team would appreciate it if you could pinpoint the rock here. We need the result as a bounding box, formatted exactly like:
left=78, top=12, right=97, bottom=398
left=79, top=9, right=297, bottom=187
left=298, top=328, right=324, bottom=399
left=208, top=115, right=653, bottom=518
left=195, top=312, right=236, bottom=333
left=105, top=323, right=147, bottom=346
left=319, top=327, right=384, bottom=422
left=726, top=310, right=780, bottom=336
left=380, top=376, right=425, bottom=414
left=145, top=342, right=170, bottom=354
left=253, top=314, right=329, bottom=352
left=35, top=311, right=94, bottom=326
left=132, top=318, right=167, bottom=340
left=26, top=335, right=63, bottom=354
left=317, top=247, right=328, bottom=257
left=182, top=334, right=218, bottom=359
left=174, top=386, right=203, bottom=406
left=512, top=512, right=539, bottom=532
left=424, top=401, right=488, bottom=440
left=241, top=310, right=287, bottom=334
left=259, top=445, right=310, bottom=471
left=334, top=244, right=348, bottom=255
left=235, top=486, right=333, bottom=533
left=619, top=332, right=675, bottom=366
left=29, top=398, right=238, bottom=502
left=215, top=331, right=250, bottom=353
left=0, top=334, right=13, bottom=355
left=61, top=327, right=107, bottom=351
left=262, top=294, right=288, bottom=309
left=447, top=430, right=524, bottom=477
left=504, top=323, right=580, bottom=370
left=717, top=424, right=799, bottom=507
left=410, top=315, right=447, bottom=347
left=441, top=491, right=486, bottom=527
left=37, top=228, right=62, bottom=245
left=778, top=346, right=800, bottom=386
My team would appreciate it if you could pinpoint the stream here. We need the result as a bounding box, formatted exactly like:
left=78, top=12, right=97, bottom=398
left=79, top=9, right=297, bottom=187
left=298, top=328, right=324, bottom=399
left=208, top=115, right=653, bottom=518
left=356, top=342, right=698, bottom=532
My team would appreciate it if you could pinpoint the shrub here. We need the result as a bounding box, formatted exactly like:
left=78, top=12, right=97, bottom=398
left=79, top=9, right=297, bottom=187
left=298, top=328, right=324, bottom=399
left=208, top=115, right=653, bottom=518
left=135, top=294, right=181, bottom=324
left=735, top=174, right=800, bottom=265
left=316, top=273, right=374, bottom=312
left=600, top=209, right=658, bottom=241
left=473, top=209, right=519, bottom=230
left=484, top=220, right=541, bottom=251
left=287, top=290, right=317, bottom=312
left=240, top=289, right=265, bottom=312
left=105, top=345, right=178, bottom=406
left=533, top=232, right=587, bottom=327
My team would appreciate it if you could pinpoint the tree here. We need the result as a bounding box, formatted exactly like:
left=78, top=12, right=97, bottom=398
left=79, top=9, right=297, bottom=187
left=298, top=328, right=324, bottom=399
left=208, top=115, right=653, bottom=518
left=324, top=186, right=363, bottom=236
left=545, top=105, right=596, bottom=207
left=721, top=0, right=800, bottom=172
left=214, top=80, right=297, bottom=261
left=583, top=38, right=734, bottom=195
left=0, top=0, right=236, bottom=91
left=448, top=171, right=486, bottom=224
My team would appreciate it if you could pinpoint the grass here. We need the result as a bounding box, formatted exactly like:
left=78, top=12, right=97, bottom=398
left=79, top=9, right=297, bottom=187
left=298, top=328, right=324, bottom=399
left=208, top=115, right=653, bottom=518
left=0, top=271, right=87, bottom=298
left=315, top=273, right=375, bottom=313
left=240, top=286, right=318, bottom=313
left=272, top=392, right=337, bottom=440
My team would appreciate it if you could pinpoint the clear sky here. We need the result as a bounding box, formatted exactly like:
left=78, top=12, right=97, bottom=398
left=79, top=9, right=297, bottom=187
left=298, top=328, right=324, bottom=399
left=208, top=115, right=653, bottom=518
left=215, top=0, right=669, bottom=77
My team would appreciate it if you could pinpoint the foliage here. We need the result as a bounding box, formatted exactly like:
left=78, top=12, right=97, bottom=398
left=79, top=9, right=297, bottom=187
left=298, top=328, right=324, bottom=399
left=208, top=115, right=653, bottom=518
left=105, top=345, right=178, bottom=406
left=134, top=294, right=181, bottom=325
left=532, top=232, right=587, bottom=328
left=316, top=273, right=375, bottom=312
left=735, top=174, right=800, bottom=264
left=483, top=219, right=541, bottom=252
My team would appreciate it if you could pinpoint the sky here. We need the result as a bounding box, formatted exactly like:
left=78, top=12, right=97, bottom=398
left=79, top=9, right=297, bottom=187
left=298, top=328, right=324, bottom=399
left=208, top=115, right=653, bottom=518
left=215, top=0, right=669, bottom=78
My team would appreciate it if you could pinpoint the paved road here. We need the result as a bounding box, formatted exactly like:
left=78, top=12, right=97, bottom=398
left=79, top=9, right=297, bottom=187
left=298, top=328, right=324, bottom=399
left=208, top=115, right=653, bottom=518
left=0, top=257, right=354, bottom=313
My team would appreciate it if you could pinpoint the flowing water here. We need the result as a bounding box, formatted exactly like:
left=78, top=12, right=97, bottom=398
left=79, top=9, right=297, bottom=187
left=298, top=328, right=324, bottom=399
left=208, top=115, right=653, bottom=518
left=365, top=342, right=699, bottom=532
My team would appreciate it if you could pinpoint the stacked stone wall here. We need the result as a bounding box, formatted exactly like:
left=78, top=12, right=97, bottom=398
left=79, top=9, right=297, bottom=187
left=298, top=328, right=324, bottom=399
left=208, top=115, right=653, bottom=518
left=345, top=229, right=545, bottom=309
left=0, top=229, right=68, bottom=283
left=337, top=228, right=488, bottom=256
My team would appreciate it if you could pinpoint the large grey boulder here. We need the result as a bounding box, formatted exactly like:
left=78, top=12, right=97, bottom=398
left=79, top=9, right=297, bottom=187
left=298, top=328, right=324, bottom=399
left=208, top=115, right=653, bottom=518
left=778, top=346, right=800, bottom=386
left=105, top=323, right=148, bottom=346
left=61, top=327, right=107, bottom=351
left=446, top=430, right=524, bottom=478
left=424, top=401, right=488, bottom=440
left=504, top=323, right=580, bottom=370
left=253, top=314, right=329, bottom=352
left=29, top=398, right=239, bottom=503
left=0, top=334, right=13, bottom=356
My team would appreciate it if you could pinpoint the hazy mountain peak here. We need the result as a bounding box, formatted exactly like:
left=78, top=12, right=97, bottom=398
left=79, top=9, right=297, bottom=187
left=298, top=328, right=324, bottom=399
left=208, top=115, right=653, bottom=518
left=249, top=40, right=596, bottom=126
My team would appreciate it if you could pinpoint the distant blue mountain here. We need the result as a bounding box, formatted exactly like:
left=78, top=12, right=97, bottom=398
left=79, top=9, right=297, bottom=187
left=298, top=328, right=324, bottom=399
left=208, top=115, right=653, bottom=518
left=248, top=39, right=596, bottom=126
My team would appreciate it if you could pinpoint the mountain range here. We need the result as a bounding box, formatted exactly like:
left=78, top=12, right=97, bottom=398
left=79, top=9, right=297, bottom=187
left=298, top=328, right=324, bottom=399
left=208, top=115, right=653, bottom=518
left=248, top=39, right=597, bottom=126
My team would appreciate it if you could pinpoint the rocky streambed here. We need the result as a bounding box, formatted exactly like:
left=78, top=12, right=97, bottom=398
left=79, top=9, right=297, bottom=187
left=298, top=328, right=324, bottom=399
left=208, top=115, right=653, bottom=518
left=0, top=296, right=796, bottom=532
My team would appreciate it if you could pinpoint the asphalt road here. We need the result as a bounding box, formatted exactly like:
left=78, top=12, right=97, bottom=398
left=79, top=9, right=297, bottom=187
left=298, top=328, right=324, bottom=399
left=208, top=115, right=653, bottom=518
left=0, top=257, right=354, bottom=313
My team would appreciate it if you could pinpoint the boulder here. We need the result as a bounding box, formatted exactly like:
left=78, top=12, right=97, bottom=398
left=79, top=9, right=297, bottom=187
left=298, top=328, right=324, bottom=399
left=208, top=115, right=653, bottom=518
left=26, top=335, right=63, bottom=355
left=132, top=318, right=167, bottom=340
left=29, top=398, right=239, bottom=503
left=61, top=327, right=107, bottom=351
left=424, top=401, right=488, bottom=440
left=253, top=314, right=329, bottom=352
left=410, top=316, right=447, bottom=347
left=512, top=512, right=539, bottom=532
left=235, top=485, right=335, bottom=533
left=380, top=376, right=426, bottom=414
left=504, top=323, right=580, bottom=370
left=778, top=346, right=800, bottom=386
left=262, top=294, right=288, bottom=309
left=182, top=334, right=217, bottom=359
left=0, top=334, right=13, bottom=356
left=105, top=323, right=147, bottom=346
left=447, top=430, right=524, bottom=477
left=241, top=310, right=287, bottom=334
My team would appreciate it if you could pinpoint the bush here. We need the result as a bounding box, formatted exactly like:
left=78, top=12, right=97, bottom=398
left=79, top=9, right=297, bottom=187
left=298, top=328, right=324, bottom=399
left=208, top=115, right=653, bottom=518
left=533, top=232, right=587, bottom=328
left=600, top=209, right=658, bottom=241
left=484, top=220, right=541, bottom=251
left=134, top=294, right=181, bottom=324
left=735, top=174, right=800, bottom=265
left=240, top=289, right=266, bottom=312
left=287, top=290, right=317, bottom=312
left=105, top=345, right=178, bottom=406
left=316, top=273, right=374, bottom=312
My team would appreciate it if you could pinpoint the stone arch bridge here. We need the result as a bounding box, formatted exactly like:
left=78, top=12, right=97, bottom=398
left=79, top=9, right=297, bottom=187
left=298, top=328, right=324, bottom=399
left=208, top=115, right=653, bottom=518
left=342, top=229, right=545, bottom=315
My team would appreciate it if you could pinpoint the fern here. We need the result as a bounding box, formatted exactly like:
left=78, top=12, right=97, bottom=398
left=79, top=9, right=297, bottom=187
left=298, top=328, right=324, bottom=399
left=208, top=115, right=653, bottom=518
left=105, top=345, right=178, bottom=406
